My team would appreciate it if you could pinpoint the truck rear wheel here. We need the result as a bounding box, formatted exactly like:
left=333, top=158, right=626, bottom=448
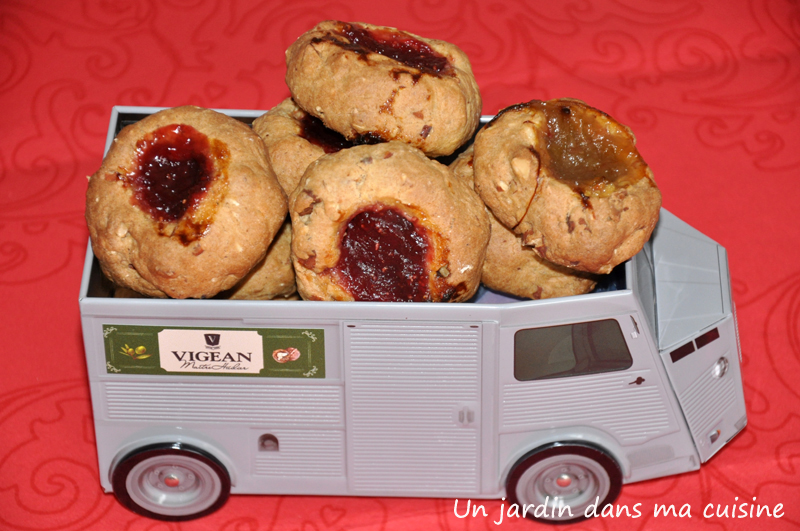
left=505, top=442, right=622, bottom=524
left=111, top=443, right=230, bottom=521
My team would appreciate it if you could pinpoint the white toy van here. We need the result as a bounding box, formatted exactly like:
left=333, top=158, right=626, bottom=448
left=79, top=107, right=746, bottom=523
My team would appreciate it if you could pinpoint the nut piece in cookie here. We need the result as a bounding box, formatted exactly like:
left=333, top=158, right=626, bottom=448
left=451, top=147, right=597, bottom=299
left=473, top=99, right=662, bottom=274
left=253, top=98, right=355, bottom=195
left=285, top=20, right=482, bottom=157
left=86, top=105, right=288, bottom=299
left=289, top=141, right=490, bottom=302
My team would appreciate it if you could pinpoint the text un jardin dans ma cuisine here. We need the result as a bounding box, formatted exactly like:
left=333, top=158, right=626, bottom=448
left=454, top=497, right=785, bottom=525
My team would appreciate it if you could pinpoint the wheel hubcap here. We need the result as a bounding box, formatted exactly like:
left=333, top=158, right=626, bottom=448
left=515, top=454, right=611, bottom=520
left=125, top=454, right=223, bottom=516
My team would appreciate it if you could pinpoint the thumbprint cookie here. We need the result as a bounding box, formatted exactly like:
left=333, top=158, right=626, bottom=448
left=285, top=20, right=482, bottom=157
left=86, top=105, right=288, bottom=298
left=252, top=98, right=355, bottom=196
left=289, top=141, right=490, bottom=302
left=473, top=99, right=661, bottom=274
left=451, top=146, right=598, bottom=300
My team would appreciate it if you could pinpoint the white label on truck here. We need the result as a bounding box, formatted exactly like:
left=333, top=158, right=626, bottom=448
left=158, top=329, right=264, bottom=374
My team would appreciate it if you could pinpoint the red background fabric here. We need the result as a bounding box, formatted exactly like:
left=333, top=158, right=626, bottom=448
left=1, top=0, right=798, bottom=529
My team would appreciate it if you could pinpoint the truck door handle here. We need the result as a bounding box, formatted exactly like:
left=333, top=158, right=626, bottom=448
left=457, top=406, right=475, bottom=425
left=629, top=377, right=646, bottom=386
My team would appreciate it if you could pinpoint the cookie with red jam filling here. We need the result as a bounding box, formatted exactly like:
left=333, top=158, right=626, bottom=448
left=472, top=99, right=662, bottom=275
left=285, top=20, right=482, bottom=157
left=289, top=142, right=490, bottom=302
left=86, top=105, right=288, bottom=299
left=253, top=98, right=355, bottom=196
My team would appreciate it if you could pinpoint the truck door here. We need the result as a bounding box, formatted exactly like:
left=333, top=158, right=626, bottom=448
left=343, top=321, right=482, bottom=496
left=500, top=313, right=684, bottom=456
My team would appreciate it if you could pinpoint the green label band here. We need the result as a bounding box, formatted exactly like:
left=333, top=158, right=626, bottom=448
left=103, top=325, right=325, bottom=378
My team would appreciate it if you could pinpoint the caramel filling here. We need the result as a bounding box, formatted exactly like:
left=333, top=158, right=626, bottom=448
left=530, top=100, right=647, bottom=198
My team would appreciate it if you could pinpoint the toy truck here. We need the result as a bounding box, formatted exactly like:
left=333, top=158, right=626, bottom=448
left=78, top=107, right=747, bottom=523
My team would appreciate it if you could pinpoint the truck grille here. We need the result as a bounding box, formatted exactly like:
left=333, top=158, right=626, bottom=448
left=680, top=364, right=736, bottom=444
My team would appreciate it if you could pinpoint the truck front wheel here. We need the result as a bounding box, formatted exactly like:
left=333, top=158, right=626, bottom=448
left=111, top=443, right=230, bottom=521
left=505, top=442, right=622, bottom=524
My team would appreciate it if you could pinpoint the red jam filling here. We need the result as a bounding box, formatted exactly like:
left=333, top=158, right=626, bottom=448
left=299, top=114, right=354, bottom=153
left=129, top=123, right=220, bottom=223
left=333, top=206, right=431, bottom=302
left=330, top=23, right=454, bottom=77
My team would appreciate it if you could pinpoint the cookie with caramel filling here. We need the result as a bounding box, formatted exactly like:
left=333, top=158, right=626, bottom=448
left=289, top=141, right=490, bottom=302
left=252, top=98, right=354, bottom=195
left=451, top=147, right=598, bottom=299
left=86, top=105, right=288, bottom=299
left=473, top=99, right=662, bottom=274
left=285, top=20, right=482, bottom=157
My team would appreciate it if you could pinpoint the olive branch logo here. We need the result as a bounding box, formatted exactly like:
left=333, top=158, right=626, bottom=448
left=119, top=344, right=150, bottom=360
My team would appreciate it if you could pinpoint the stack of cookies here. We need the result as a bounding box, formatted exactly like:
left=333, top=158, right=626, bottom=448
left=85, top=20, right=661, bottom=303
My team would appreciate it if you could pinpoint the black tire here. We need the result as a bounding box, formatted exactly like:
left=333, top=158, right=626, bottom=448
left=111, top=443, right=230, bottom=521
left=505, top=442, right=622, bottom=524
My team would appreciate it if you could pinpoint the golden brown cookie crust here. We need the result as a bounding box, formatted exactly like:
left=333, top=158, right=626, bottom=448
left=289, top=141, right=490, bottom=302
left=86, top=105, right=288, bottom=299
left=451, top=147, right=597, bottom=300
left=473, top=99, right=662, bottom=274
left=220, top=219, right=296, bottom=300
left=285, top=20, right=482, bottom=157
left=252, top=98, right=351, bottom=196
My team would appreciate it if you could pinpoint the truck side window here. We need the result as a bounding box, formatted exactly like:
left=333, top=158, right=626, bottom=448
left=514, top=319, right=633, bottom=381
